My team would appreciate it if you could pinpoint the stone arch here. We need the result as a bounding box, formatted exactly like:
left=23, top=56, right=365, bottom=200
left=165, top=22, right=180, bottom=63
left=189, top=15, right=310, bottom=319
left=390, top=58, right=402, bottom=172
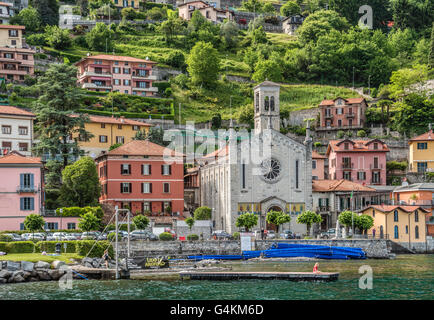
left=264, top=96, right=269, bottom=111
left=270, top=96, right=275, bottom=111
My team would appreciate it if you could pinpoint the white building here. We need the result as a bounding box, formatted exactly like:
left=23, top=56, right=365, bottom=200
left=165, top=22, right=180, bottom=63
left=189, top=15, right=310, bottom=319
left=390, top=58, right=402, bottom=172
left=0, top=2, right=14, bottom=24
left=0, top=105, right=35, bottom=156
left=199, top=81, right=313, bottom=235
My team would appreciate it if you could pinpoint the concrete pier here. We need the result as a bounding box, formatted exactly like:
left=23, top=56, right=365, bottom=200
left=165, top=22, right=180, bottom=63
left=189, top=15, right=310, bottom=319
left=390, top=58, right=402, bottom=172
left=179, top=271, right=339, bottom=281
left=72, top=266, right=130, bottom=280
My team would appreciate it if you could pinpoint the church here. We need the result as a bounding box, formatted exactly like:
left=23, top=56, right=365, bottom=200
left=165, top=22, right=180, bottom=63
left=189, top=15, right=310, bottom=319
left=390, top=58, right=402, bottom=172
left=198, top=81, right=313, bottom=234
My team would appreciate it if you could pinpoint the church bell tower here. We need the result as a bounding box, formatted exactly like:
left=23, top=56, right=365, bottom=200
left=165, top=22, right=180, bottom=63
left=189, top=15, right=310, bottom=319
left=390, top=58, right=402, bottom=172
left=254, top=81, right=281, bottom=134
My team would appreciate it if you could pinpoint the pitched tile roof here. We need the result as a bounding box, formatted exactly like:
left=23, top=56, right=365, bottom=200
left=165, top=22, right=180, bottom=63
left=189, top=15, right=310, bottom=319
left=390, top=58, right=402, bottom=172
left=327, top=139, right=389, bottom=153
left=76, top=54, right=157, bottom=64
left=203, top=145, right=228, bottom=159
left=312, top=150, right=326, bottom=159
left=0, top=153, right=41, bottom=165
left=319, top=97, right=365, bottom=106
left=0, top=25, right=24, bottom=29
left=366, top=205, right=430, bottom=214
left=409, top=130, right=433, bottom=142
left=312, top=179, right=376, bottom=192
left=72, top=114, right=151, bottom=127
left=104, top=140, right=184, bottom=157
left=0, top=105, right=35, bottom=117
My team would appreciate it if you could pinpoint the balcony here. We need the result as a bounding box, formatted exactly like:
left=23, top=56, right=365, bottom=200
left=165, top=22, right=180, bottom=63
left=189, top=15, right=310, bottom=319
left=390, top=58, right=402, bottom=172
left=82, top=83, right=112, bottom=90
left=79, top=71, right=112, bottom=78
left=17, top=186, right=37, bottom=193
left=370, top=163, right=383, bottom=170
left=370, top=179, right=382, bottom=185
left=317, top=206, right=330, bottom=213
left=341, top=162, right=354, bottom=169
left=324, top=114, right=333, bottom=119
left=132, top=74, right=157, bottom=81
left=132, top=86, right=158, bottom=92
left=346, top=113, right=355, bottom=118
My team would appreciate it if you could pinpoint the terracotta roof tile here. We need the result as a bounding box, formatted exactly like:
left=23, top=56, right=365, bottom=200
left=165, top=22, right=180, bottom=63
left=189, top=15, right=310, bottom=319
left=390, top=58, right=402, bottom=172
left=76, top=54, right=157, bottom=64
left=367, top=205, right=430, bottom=214
left=104, top=140, right=184, bottom=157
left=0, top=25, right=24, bottom=29
left=327, top=139, right=389, bottom=153
left=312, top=150, right=326, bottom=159
left=312, top=179, right=376, bottom=192
left=0, top=105, right=35, bottom=117
left=319, top=97, right=365, bottom=106
left=409, top=130, right=433, bottom=142
left=0, top=153, right=41, bottom=165
left=72, top=114, right=152, bottom=127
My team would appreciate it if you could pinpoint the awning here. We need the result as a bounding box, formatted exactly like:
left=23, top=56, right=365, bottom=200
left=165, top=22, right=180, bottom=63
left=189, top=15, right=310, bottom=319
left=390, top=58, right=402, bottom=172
left=90, top=76, right=111, bottom=81
left=89, top=64, right=111, bottom=68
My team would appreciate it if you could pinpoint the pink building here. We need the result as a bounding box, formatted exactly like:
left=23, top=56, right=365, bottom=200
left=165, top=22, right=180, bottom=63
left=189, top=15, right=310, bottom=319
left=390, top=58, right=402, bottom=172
left=178, top=0, right=234, bottom=23
left=0, top=152, right=78, bottom=231
left=317, top=97, right=367, bottom=131
left=312, top=150, right=326, bottom=180
left=75, top=54, right=158, bottom=96
left=326, top=139, right=389, bottom=186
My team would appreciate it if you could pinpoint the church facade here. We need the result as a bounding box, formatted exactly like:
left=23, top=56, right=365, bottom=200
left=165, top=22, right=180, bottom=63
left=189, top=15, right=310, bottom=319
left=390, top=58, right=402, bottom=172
left=198, top=81, right=313, bottom=234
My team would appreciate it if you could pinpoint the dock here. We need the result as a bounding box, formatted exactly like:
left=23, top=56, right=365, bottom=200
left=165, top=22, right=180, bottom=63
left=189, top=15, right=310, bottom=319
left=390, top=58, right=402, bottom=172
left=179, top=271, right=339, bottom=282
left=71, top=266, right=130, bottom=280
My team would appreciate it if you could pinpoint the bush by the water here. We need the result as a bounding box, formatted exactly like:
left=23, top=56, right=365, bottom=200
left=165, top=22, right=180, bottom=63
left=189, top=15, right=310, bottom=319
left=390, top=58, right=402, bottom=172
left=75, top=240, right=114, bottom=258
left=187, top=234, right=199, bottom=241
left=36, top=241, right=77, bottom=253
left=0, top=242, right=8, bottom=252
left=232, top=232, right=240, bottom=240
left=6, top=241, right=35, bottom=253
left=0, top=234, right=13, bottom=242
left=159, top=232, right=173, bottom=241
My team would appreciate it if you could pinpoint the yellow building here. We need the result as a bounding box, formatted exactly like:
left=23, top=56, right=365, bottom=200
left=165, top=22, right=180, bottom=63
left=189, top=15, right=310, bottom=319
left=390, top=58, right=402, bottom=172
left=74, top=115, right=152, bottom=158
left=360, top=205, right=430, bottom=244
left=112, top=0, right=140, bottom=10
left=408, top=129, right=434, bottom=173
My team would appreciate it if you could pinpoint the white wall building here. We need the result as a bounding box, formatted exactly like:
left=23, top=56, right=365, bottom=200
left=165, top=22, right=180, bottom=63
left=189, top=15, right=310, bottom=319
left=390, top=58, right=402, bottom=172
left=0, top=2, right=14, bottom=24
left=0, top=105, right=35, bottom=156
left=199, top=81, right=313, bottom=235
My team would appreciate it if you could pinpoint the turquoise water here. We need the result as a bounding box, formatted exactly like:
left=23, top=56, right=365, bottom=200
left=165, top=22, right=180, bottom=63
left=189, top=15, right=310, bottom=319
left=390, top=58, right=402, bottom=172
left=0, top=255, right=433, bottom=300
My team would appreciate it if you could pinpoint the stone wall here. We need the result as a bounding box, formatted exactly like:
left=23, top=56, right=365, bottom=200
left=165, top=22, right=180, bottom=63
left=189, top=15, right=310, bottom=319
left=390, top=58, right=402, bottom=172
left=288, top=108, right=320, bottom=127
left=175, top=220, right=213, bottom=239
left=395, top=238, right=434, bottom=253
left=118, top=239, right=391, bottom=258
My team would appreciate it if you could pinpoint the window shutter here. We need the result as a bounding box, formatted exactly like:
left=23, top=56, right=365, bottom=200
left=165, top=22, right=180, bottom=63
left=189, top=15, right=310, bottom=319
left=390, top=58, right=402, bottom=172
left=20, top=173, right=24, bottom=188
left=30, top=198, right=34, bottom=210
left=121, top=164, right=123, bottom=174
left=129, top=164, right=131, bottom=173
left=30, top=174, right=34, bottom=188
left=169, top=165, right=172, bottom=175
left=141, top=183, right=143, bottom=193
left=129, top=183, right=132, bottom=193
left=161, top=165, right=164, bottom=174
left=120, top=183, right=123, bottom=193
left=20, top=198, right=24, bottom=210
left=141, top=164, right=143, bottom=175
left=149, top=165, right=151, bottom=175
left=54, top=223, right=58, bottom=230
left=150, top=183, right=152, bottom=193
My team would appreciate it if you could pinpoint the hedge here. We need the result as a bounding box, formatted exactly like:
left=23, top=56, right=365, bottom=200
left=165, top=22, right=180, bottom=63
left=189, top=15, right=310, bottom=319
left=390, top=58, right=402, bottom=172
left=55, top=206, right=103, bottom=218
left=36, top=241, right=77, bottom=253
left=159, top=232, right=173, bottom=241
left=0, top=229, right=80, bottom=235
left=75, top=240, right=114, bottom=258
left=6, top=241, right=35, bottom=253
left=187, top=234, right=199, bottom=241
left=0, top=242, right=8, bottom=252
left=0, top=234, right=13, bottom=242
left=142, top=2, right=173, bottom=10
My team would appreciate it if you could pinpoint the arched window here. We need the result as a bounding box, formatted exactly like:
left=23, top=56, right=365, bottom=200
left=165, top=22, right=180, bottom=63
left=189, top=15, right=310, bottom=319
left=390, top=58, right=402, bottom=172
left=264, top=96, right=269, bottom=111
left=270, top=96, right=275, bottom=111
left=415, top=226, right=419, bottom=239
left=414, top=210, right=419, bottom=222
left=394, top=209, right=399, bottom=222
left=394, top=225, right=399, bottom=239
left=255, top=92, right=259, bottom=112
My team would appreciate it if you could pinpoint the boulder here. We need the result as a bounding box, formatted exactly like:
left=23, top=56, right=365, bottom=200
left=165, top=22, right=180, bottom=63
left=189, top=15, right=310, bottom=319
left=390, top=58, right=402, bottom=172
left=22, top=271, right=32, bottom=280
left=0, top=270, right=11, bottom=279
left=37, top=270, right=52, bottom=281
left=92, top=259, right=101, bottom=268
left=28, top=277, right=39, bottom=282
left=11, top=271, right=25, bottom=283
left=0, top=278, right=7, bottom=284
left=6, top=261, right=21, bottom=271
left=21, top=261, right=35, bottom=272
left=48, top=269, right=65, bottom=280
left=51, top=260, right=66, bottom=270
left=84, top=262, right=93, bottom=268
left=35, top=261, right=50, bottom=270
left=81, top=257, right=93, bottom=265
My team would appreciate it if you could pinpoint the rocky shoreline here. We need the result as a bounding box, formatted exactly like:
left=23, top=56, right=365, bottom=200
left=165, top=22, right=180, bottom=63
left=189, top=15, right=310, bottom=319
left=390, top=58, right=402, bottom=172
left=0, top=260, right=70, bottom=284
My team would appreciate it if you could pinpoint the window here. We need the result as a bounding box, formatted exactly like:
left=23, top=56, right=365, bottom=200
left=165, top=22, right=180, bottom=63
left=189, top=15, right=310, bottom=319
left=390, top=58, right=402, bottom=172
left=270, top=96, right=275, bottom=111
left=113, top=67, right=120, bottom=74
left=338, top=120, right=342, bottom=127
left=241, top=163, right=246, bottom=189
left=405, top=225, right=408, bottom=234
left=394, top=225, right=399, bottom=239
left=372, top=209, right=375, bottom=217
left=373, top=157, right=379, bottom=169
left=19, top=143, right=28, bottom=151
left=337, top=108, right=343, bottom=115
left=163, top=182, right=170, bottom=193
left=67, top=223, right=76, bottom=230
left=162, top=164, right=171, bottom=175
left=415, top=226, right=419, bottom=239
left=417, top=162, right=427, bottom=173
left=372, top=171, right=380, bottom=184
left=343, top=171, right=351, bottom=180
left=312, top=176, right=318, bottom=180
left=4, top=53, right=13, bottom=59
left=394, top=209, right=399, bottom=222
left=142, top=183, right=152, bottom=193
left=9, top=29, right=18, bottom=37
left=255, top=92, right=259, bottom=112
left=414, top=210, right=419, bottom=222
left=102, top=183, right=107, bottom=195
left=123, top=68, right=130, bottom=74
left=357, top=171, right=366, bottom=180
left=142, top=164, right=151, bottom=175
left=121, top=164, right=131, bottom=175
left=295, top=160, right=299, bottom=189
left=264, top=96, right=269, bottom=111
left=2, top=141, right=11, bottom=150
left=120, top=183, right=132, bottom=193
left=22, top=54, right=28, bottom=60
left=417, top=142, right=427, bottom=150
left=101, top=123, right=106, bottom=128
left=373, top=143, right=378, bottom=150
left=133, top=125, right=139, bottom=131
left=116, top=136, right=124, bottom=144
left=312, top=160, right=316, bottom=169
left=2, top=125, right=11, bottom=134
left=20, top=197, right=34, bottom=210
left=99, top=135, right=108, bottom=143
left=20, top=173, right=34, bottom=188
left=344, top=143, right=349, bottom=150
left=123, top=79, right=130, bottom=86
left=46, top=222, right=58, bottom=230
left=118, top=124, right=122, bottom=129
left=18, top=127, right=28, bottom=135
left=113, top=79, right=120, bottom=85
left=143, top=202, right=150, bottom=212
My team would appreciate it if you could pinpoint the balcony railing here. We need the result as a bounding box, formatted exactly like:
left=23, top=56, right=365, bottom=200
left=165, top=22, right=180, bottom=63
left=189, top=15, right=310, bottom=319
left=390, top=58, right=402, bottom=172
left=316, top=206, right=330, bottom=212
left=341, top=162, right=354, bottom=169
left=324, top=114, right=333, bottom=119
left=346, top=113, right=355, bottom=118
left=17, top=186, right=37, bottom=193
left=370, top=179, right=382, bottom=185
left=370, top=164, right=383, bottom=170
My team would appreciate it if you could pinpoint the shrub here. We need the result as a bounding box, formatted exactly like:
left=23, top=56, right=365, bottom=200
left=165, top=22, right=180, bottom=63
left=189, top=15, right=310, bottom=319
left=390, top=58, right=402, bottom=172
left=0, top=234, right=13, bottom=242
left=187, top=234, right=199, bottom=241
left=75, top=240, right=113, bottom=258
left=357, top=130, right=367, bottom=137
left=0, top=242, right=8, bottom=252
left=194, top=206, right=212, bottom=220
left=159, top=232, right=173, bottom=241
left=6, top=241, right=35, bottom=253
left=232, top=232, right=240, bottom=240
left=36, top=241, right=77, bottom=253
left=119, top=224, right=136, bottom=232
left=337, top=130, right=345, bottom=139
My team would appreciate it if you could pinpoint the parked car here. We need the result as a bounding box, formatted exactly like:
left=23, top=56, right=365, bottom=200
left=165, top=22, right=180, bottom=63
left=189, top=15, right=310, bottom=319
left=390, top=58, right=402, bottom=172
left=212, top=230, right=233, bottom=240
left=130, top=230, right=158, bottom=241
left=63, top=233, right=79, bottom=241
left=4, top=233, right=22, bottom=241
left=52, top=232, right=68, bottom=240
left=280, top=230, right=295, bottom=239
left=21, top=233, right=44, bottom=241
left=266, top=230, right=276, bottom=239
left=81, top=232, right=98, bottom=240
left=96, top=232, right=107, bottom=240
left=45, top=233, right=56, bottom=241
left=320, top=228, right=336, bottom=239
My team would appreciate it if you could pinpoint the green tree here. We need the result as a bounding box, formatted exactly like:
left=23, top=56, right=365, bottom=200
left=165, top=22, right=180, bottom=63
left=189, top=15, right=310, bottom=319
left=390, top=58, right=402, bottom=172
left=42, top=160, right=63, bottom=210
left=388, top=64, right=429, bottom=99
left=44, top=25, right=71, bottom=49
left=237, top=104, right=255, bottom=128
left=280, top=1, right=301, bottom=17
left=133, top=214, right=150, bottom=229
left=158, top=16, right=185, bottom=43
left=194, top=206, right=212, bottom=220
left=24, top=214, right=46, bottom=239
left=147, top=6, right=167, bottom=20
left=266, top=210, right=291, bottom=233
left=32, top=64, right=92, bottom=168
left=253, top=58, right=283, bottom=83
left=134, top=126, right=169, bottom=146
left=236, top=213, right=258, bottom=232
left=220, top=20, right=239, bottom=49
left=296, top=210, right=322, bottom=236
left=338, top=210, right=359, bottom=234
left=78, top=212, right=101, bottom=231
left=85, top=22, right=115, bottom=51
left=59, top=157, right=100, bottom=207
left=187, top=41, right=220, bottom=88
left=211, top=113, right=222, bottom=129
left=10, top=6, right=41, bottom=32
left=429, top=23, right=434, bottom=69
left=262, top=2, right=276, bottom=14
left=77, top=0, right=89, bottom=16
left=356, top=214, right=374, bottom=235
left=30, top=0, right=59, bottom=26
left=185, top=217, right=195, bottom=231
left=109, top=143, right=123, bottom=151
left=241, top=0, right=264, bottom=12
left=121, top=7, right=136, bottom=20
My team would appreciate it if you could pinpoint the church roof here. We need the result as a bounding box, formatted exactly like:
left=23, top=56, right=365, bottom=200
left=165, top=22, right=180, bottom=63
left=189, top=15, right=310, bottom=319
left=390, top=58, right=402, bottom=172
left=253, top=81, right=280, bottom=90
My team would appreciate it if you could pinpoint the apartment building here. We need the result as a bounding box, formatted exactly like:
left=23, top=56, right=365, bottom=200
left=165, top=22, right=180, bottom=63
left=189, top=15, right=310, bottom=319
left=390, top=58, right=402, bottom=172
left=75, top=54, right=158, bottom=96
left=112, top=0, right=139, bottom=9
left=317, top=97, right=367, bottom=131
left=0, top=25, right=35, bottom=83
left=0, top=2, right=14, bottom=24
left=0, top=105, right=35, bottom=156
left=178, top=0, right=233, bottom=23
left=326, top=139, right=389, bottom=185
left=312, top=150, right=326, bottom=180
left=408, top=128, right=434, bottom=173
left=95, top=140, right=185, bottom=215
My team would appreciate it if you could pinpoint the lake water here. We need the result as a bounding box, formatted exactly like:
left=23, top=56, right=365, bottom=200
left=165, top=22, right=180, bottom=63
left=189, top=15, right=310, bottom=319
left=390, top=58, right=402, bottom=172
left=0, top=254, right=433, bottom=300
